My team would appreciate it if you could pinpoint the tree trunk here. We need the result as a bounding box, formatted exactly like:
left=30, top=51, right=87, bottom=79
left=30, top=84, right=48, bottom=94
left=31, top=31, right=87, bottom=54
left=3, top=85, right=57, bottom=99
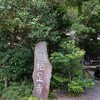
left=4, top=77, right=8, bottom=88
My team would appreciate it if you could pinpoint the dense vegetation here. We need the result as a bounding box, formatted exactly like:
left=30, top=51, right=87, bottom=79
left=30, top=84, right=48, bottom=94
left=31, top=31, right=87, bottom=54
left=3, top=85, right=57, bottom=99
left=0, top=0, right=99, bottom=99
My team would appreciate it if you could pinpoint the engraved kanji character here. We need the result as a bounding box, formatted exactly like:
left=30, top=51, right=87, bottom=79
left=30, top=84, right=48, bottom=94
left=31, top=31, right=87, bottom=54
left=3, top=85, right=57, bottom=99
left=36, top=72, right=43, bottom=82
left=36, top=84, right=43, bottom=95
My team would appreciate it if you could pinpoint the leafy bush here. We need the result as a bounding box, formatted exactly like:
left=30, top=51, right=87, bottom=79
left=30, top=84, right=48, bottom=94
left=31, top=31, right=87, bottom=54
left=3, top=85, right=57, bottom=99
left=1, top=82, right=33, bottom=100
left=68, top=82, right=84, bottom=95
left=68, top=78, right=95, bottom=95
left=0, top=46, right=33, bottom=81
left=50, top=40, right=95, bottom=95
left=50, top=40, right=85, bottom=89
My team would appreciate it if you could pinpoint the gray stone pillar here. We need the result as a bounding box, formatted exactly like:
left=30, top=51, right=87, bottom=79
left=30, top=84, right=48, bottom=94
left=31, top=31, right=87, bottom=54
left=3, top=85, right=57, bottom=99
left=32, top=41, right=52, bottom=100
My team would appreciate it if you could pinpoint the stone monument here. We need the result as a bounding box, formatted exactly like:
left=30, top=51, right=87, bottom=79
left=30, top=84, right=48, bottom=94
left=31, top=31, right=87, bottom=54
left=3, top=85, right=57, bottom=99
left=32, top=41, right=52, bottom=100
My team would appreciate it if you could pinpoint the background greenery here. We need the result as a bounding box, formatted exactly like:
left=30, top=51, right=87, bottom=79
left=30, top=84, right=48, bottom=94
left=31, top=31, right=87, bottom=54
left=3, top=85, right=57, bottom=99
left=0, top=0, right=99, bottom=99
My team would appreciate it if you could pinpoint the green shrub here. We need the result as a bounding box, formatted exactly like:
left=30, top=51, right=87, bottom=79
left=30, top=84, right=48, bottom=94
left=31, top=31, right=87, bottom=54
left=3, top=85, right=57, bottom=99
left=1, top=82, right=33, bottom=100
left=68, top=78, right=95, bottom=95
left=50, top=40, right=85, bottom=90
left=0, top=46, right=33, bottom=81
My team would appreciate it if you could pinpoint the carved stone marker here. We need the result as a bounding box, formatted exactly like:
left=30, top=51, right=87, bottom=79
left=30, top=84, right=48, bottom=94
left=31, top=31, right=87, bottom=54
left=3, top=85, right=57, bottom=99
left=32, top=41, right=52, bottom=100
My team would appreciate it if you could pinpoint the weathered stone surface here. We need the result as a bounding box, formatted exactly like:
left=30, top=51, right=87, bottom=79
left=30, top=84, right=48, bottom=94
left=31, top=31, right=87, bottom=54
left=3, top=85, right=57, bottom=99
left=32, top=41, right=52, bottom=100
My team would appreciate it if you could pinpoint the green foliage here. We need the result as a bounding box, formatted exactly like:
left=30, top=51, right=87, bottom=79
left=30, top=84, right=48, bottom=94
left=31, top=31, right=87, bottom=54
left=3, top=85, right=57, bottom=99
left=28, top=96, right=40, bottom=100
left=50, top=40, right=85, bottom=89
left=68, top=78, right=95, bottom=95
left=0, top=46, right=33, bottom=80
left=0, top=81, right=4, bottom=96
left=68, top=80, right=84, bottom=95
left=0, top=0, right=64, bottom=82
left=0, top=0, right=98, bottom=98
left=71, top=0, right=100, bottom=56
left=48, top=92, right=57, bottom=99
left=1, top=82, right=33, bottom=100
left=0, top=0, right=61, bottom=44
